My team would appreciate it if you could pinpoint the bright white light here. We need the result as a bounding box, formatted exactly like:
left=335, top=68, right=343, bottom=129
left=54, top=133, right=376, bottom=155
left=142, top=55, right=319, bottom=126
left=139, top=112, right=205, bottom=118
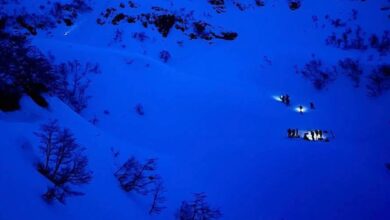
left=272, top=95, right=282, bottom=102
left=295, top=106, right=307, bottom=113
left=63, top=21, right=83, bottom=36
left=305, top=132, right=313, bottom=141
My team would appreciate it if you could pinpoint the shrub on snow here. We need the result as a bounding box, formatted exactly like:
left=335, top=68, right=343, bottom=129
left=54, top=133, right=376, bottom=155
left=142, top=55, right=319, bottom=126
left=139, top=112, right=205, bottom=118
left=176, top=193, right=222, bottom=220
left=34, top=120, right=92, bottom=204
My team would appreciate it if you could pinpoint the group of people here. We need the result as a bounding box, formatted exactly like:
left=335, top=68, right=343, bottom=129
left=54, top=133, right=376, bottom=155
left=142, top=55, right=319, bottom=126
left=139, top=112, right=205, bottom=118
left=280, top=94, right=315, bottom=112
left=287, top=128, right=328, bottom=142
left=281, top=93, right=330, bottom=142
left=280, top=94, right=290, bottom=106
left=303, top=130, right=327, bottom=141
left=287, top=128, right=300, bottom=138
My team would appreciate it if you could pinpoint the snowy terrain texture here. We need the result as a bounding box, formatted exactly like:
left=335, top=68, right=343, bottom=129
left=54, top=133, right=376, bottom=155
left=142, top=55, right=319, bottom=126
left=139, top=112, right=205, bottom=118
left=1, top=0, right=390, bottom=219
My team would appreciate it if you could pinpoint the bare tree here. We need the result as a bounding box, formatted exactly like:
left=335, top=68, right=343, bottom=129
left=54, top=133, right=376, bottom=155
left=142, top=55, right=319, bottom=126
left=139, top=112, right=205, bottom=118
left=35, top=120, right=60, bottom=174
left=177, top=193, right=222, bottom=220
left=300, top=56, right=336, bottom=90
left=56, top=60, right=100, bottom=113
left=337, top=58, right=363, bottom=87
left=35, top=120, right=92, bottom=204
left=366, top=65, right=390, bottom=97
left=114, top=157, right=157, bottom=195
left=114, top=157, right=166, bottom=214
left=149, top=177, right=166, bottom=215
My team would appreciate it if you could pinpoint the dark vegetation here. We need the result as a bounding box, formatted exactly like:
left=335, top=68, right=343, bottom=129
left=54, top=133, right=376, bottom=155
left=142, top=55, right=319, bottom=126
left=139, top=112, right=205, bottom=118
left=232, top=0, right=249, bottom=11
left=326, top=26, right=367, bottom=51
left=0, top=30, right=57, bottom=111
left=0, top=30, right=98, bottom=112
left=208, top=0, right=265, bottom=12
left=385, top=163, right=390, bottom=171
left=160, top=50, right=171, bottom=63
left=288, top=0, right=301, bottom=11
left=135, top=103, right=145, bottom=116
left=255, top=0, right=265, bottom=7
left=208, top=0, right=225, bottom=13
left=35, top=120, right=92, bottom=204
left=299, top=55, right=390, bottom=97
left=55, top=60, right=100, bottom=113
left=132, top=32, right=149, bottom=42
left=114, top=157, right=158, bottom=194
left=176, top=193, right=222, bottom=220
left=324, top=11, right=389, bottom=55
left=50, top=0, right=92, bottom=27
left=305, top=6, right=390, bottom=96
left=369, top=31, right=390, bottom=56
left=299, top=56, right=336, bottom=90
left=110, top=28, right=124, bottom=46
left=149, top=178, right=166, bottom=215
left=366, top=64, right=390, bottom=97
left=0, top=0, right=91, bottom=36
left=96, top=5, right=238, bottom=41
left=337, top=58, right=363, bottom=87
left=114, top=157, right=166, bottom=214
left=0, top=0, right=95, bottom=112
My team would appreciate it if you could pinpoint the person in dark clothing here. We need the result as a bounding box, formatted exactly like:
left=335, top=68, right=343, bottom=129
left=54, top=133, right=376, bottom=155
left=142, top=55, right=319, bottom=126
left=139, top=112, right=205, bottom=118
left=287, top=128, right=292, bottom=137
left=298, top=105, right=304, bottom=114
left=287, top=128, right=300, bottom=138
left=285, top=95, right=290, bottom=105
left=280, top=95, right=285, bottom=103
left=280, top=94, right=290, bottom=106
left=303, top=132, right=310, bottom=140
left=311, top=131, right=316, bottom=140
left=310, top=102, right=315, bottom=109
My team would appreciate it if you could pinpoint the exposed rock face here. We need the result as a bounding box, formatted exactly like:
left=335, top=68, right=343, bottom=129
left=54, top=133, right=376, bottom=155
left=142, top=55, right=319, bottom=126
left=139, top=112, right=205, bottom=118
left=96, top=6, right=238, bottom=41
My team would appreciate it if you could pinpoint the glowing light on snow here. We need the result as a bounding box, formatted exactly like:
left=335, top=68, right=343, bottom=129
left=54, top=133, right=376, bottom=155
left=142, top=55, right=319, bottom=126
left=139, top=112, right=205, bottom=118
left=272, top=95, right=282, bottom=102
left=64, top=25, right=77, bottom=36
left=63, top=21, right=83, bottom=36
left=295, top=106, right=307, bottom=113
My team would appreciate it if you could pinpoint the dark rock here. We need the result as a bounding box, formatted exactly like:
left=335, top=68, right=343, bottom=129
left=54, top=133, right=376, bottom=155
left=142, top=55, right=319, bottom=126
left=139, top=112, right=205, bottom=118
left=63, top=18, right=73, bottom=26
left=154, top=14, right=176, bottom=37
left=112, top=13, right=126, bottom=25
left=214, top=32, right=238, bottom=40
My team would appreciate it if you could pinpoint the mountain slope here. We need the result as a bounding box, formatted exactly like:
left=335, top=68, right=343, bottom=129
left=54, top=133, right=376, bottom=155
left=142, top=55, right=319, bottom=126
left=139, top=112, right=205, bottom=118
left=1, top=0, right=390, bottom=219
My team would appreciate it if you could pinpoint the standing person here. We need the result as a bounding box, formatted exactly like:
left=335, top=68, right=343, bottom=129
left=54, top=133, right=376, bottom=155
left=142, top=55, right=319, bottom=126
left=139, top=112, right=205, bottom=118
left=285, top=94, right=290, bottom=106
left=310, top=102, right=315, bottom=110
left=298, top=105, right=304, bottom=114
left=280, top=95, right=286, bottom=104
left=287, top=128, right=292, bottom=138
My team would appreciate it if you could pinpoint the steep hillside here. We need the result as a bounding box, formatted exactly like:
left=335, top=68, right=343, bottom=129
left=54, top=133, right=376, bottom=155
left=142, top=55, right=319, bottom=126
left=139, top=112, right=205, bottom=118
left=1, top=0, right=390, bottom=220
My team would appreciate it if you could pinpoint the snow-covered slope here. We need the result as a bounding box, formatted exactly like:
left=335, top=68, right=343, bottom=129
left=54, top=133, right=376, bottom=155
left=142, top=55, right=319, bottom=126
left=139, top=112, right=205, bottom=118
left=1, top=0, right=390, bottom=219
